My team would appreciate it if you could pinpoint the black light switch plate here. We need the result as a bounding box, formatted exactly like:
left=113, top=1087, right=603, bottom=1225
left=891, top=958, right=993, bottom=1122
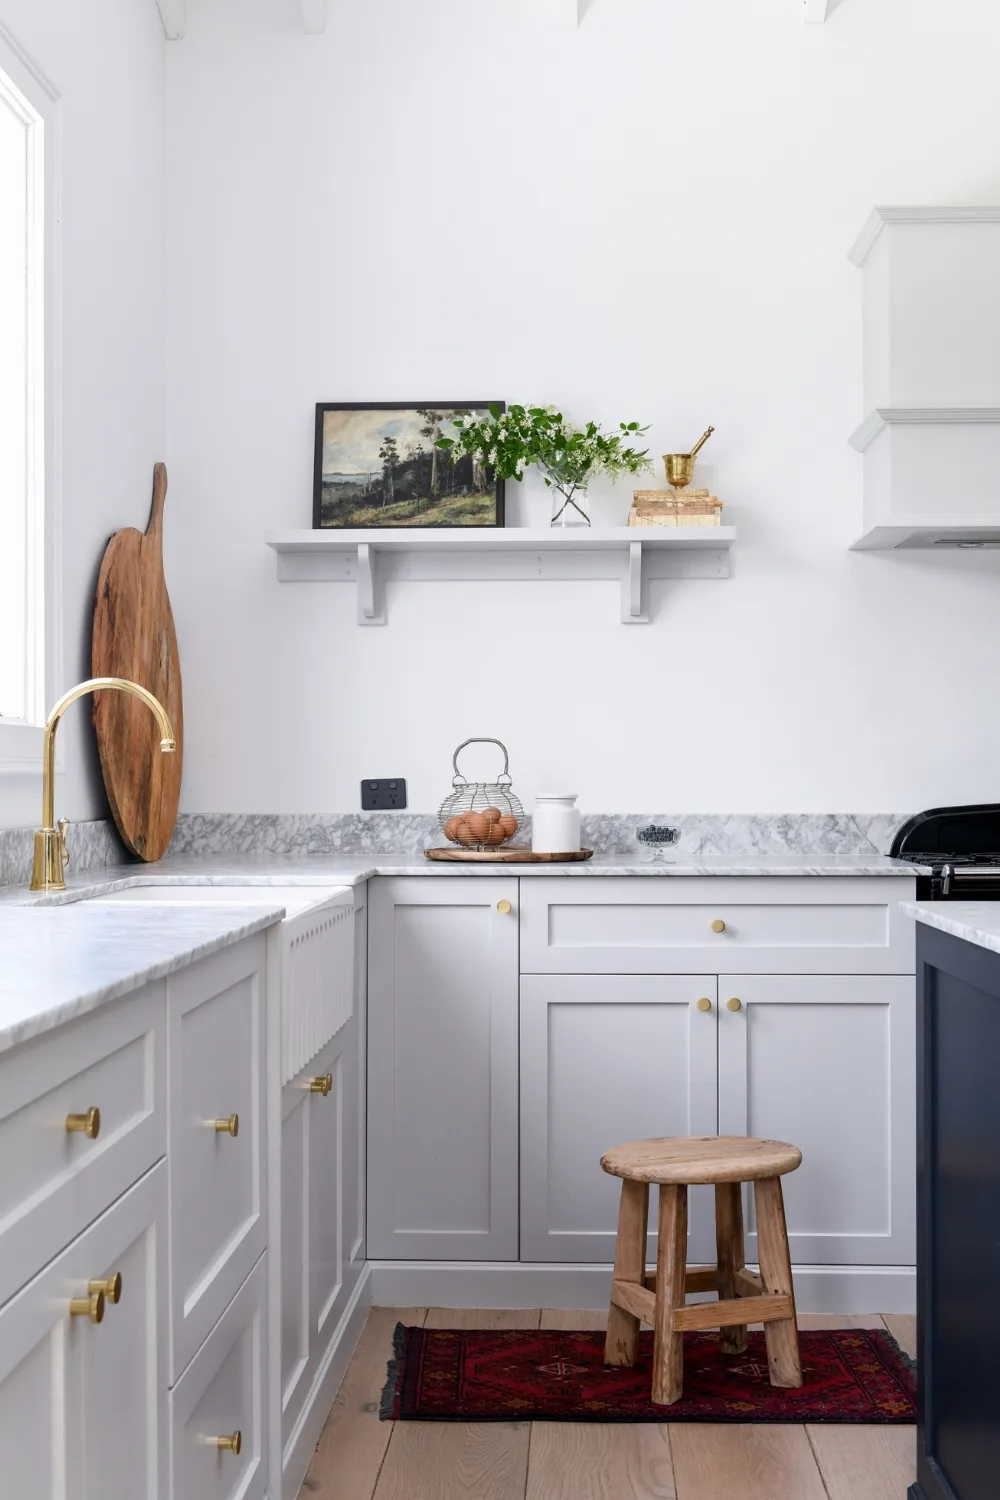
left=361, top=778, right=408, bottom=811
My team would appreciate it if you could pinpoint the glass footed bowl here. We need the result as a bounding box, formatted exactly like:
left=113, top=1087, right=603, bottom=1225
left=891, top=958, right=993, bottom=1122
left=636, top=825, right=680, bottom=863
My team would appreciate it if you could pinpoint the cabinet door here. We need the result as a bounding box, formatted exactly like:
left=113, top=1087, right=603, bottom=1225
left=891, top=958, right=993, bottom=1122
left=344, top=888, right=367, bottom=1275
left=170, top=1255, right=267, bottom=1500
left=169, top=936, right=267, bottom=1378
left=0, top=1165, right=166, bottom=1500
left=718, top=974, right=916, bottom=1266
left=279, top=1022, right=358, bottom=1456
left=520, top=975, right=719, bottom=1262
left=368, top=877, right=519, bottom=1260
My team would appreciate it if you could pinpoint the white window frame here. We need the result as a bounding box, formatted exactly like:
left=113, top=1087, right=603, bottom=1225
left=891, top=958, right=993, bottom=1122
left=0, top=24, right=60, bottom=773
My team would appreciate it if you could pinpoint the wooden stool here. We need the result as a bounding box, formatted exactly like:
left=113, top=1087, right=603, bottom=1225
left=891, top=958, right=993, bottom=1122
left=601, top=1135, right=803, bottom=1406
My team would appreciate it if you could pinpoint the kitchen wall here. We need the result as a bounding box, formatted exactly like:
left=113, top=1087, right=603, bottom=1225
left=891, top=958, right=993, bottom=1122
left=0, top=0, right=166, bottom=830
left=162, top=0, right=1000, bottom=817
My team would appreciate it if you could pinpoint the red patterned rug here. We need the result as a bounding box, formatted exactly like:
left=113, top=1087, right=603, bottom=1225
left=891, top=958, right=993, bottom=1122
left=381, top=1325, right=916, bottom=1424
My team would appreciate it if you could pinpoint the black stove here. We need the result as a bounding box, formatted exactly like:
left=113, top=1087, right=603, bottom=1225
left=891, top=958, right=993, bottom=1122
left=890, top=804, right=1000, bottom=900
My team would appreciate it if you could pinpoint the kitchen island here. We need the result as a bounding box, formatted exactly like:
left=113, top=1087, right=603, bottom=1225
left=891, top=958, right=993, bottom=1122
left=902, top=902, right=1000, bottom=1500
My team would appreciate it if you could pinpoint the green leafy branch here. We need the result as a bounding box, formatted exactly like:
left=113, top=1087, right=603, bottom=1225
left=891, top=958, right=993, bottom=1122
left=436, top=404, right=651, bottom=518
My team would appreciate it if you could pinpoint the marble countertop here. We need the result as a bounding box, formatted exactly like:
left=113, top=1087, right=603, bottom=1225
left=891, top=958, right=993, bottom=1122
left=0, top=901, right=285, bottom=1053
left=1, top=851, right=926, bottom=908
left=902, top=901, right=1000, bottom=957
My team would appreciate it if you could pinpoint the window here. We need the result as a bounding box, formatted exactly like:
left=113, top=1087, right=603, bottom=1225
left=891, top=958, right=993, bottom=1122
left=0, top=35, right=55, bottom=769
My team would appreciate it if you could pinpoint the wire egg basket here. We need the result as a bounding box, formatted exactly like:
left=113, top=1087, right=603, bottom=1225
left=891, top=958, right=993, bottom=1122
left=438, top=738, right=524, bottom=850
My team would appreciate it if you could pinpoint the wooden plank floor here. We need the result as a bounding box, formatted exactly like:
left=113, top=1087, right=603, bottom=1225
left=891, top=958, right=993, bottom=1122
left=299, top=1309, right=916, bottom=1500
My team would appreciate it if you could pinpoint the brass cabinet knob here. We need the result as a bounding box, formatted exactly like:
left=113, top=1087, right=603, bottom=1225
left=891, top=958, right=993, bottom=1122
left=497, top=899, right=512, bottom=915
left=89, top=1272, right=122, bottom=1305
left=216, top=1431, right=242, bottom=1455
left=697, top=997, right=713, bottom=1013
left=66, top=1107, right=101, bottom=1139
left=310, top=1074, right=333, bottom=1097
left=213, top=1114, right=239, bottom=1137
left=70, top=1289, right=105, bottom=1324
left=711, top=919, right=726, bottom=934
left=727, top=997, right=743, bottom=1012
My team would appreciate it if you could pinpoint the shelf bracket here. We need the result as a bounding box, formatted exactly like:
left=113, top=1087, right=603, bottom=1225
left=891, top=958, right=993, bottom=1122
left=622, top=540, right=648, bottom=624
left=356, top=544, right=385, bottom=625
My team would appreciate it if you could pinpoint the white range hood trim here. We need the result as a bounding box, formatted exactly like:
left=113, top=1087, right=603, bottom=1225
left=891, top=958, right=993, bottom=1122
left=850, top=407, right=1000, bottom=453
left=851, top=521, right=1000, bottom=552
left=849, top=206, right=1000, bottom=268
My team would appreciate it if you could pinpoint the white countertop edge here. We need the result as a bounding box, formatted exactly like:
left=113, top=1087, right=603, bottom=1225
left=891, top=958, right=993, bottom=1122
left=0, top=904, right=285, bottom=1054
left=902, top=901, right=1000, bottom=957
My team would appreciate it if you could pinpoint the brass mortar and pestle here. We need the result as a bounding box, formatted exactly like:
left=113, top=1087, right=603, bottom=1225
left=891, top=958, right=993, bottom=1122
left=663, top=426, right=715, bottom=490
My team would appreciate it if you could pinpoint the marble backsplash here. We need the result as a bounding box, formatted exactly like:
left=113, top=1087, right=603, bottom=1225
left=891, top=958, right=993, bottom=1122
left=0, top=811, right=912, bottom=888
left=166, top=812, right=911, bottom=861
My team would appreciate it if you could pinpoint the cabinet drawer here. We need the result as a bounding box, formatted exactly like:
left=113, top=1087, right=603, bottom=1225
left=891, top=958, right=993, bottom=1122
left=519, top=877, right=917, bottom=974
left=0, top=1163, right=167, bottom=1500
left=170, top=1255, right=267, bottom=1500
left=169, top=937, right=266, bottom=1379
left=0, top=984, right=165, bottom=1307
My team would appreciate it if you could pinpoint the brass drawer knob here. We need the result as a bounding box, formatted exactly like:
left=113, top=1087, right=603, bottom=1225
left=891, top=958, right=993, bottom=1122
left=213, top=1114, right=239, bottom=1137
left=711, top=919, right=726, bottom=934
left=89, top=1272, right=123, bottom=1305
left=66, top=1107, right=101, bottom=1139
left=217, top=1431, right=242, bottom=1455
left=497, top=899, right=512, bottom=914
left=697, top=997, right=713, bottom=1013
left=727, top=997, right=742, bottom=1012
left=70, top=1289, right=105, bottom=1324
left=310, top=1074, right=333, bottom=1097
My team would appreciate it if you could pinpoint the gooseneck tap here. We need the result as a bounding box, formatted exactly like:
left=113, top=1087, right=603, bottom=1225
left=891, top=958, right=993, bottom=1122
left=30, top=677, right=176, bottom=892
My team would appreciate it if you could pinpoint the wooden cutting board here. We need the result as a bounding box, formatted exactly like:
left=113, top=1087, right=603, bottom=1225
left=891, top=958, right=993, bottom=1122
left=92, top=463, right=184, bottom=861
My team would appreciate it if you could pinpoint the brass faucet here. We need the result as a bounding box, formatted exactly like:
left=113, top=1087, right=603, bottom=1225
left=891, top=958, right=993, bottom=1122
left=30, top=677, right=176, bottom=892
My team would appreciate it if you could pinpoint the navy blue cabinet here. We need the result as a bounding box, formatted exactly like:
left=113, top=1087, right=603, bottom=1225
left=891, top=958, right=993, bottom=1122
left=911, top=925, right=1000, bottom=1500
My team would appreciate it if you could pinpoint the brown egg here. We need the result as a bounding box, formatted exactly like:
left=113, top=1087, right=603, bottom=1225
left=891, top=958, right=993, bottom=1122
left=498, top=814, right=519, bottom=838
left=483, top=824, right=507, bottom=846
left=444, top=817, right=462, bottom=842
left=483, top=807, right=504, bottom=824
left=464, top=811, right=490, bottom=841
left=455, top=821, right=479, bottom=846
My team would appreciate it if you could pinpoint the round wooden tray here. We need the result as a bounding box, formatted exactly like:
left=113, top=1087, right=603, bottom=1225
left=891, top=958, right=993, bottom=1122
left=424, top=846, right=595, bottom=864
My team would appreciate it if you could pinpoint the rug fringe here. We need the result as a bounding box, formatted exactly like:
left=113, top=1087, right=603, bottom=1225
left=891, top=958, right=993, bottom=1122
left=879, top=1327, right=917, bottom=1379
left=379, top=1321, right=407, bottom=1420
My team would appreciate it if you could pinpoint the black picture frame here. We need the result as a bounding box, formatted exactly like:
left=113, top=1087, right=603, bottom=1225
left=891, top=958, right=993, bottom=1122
left=312, top=401, right=506, bottom=529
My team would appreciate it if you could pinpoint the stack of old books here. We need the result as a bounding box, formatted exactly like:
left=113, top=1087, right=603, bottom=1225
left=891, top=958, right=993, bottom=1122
left=628, top=487, right=723, bottom=528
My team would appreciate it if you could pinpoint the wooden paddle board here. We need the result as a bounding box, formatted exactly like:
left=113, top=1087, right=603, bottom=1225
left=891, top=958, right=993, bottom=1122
left=424, top=847, right=594, bottom=863
left=92, top=463, right=184, bottom=861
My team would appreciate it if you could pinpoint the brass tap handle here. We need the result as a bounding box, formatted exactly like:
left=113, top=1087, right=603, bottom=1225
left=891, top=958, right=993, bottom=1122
left=213, top=1114, right=239, bottom=1137
left=697, top=997, right=713, bottom=1013
left=89, top=1272, right=122, bottom=1305
left=216, top=1431, right=242, bottom=1455
left=70, top=1289, right=105, bottom=1324
left=66, top=1107, right=101, bottom=1139
left=58, top=818, right=70, bottom=868
left=310, top=1074, right=333, bottom=1097
left=711, top=919, right=726, bottom=933
left=727, top=997, right=743, bottom=1012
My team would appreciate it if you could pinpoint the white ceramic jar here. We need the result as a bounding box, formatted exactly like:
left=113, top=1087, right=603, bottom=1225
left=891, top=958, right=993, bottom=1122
left=531, top=794, right=581, bottom=854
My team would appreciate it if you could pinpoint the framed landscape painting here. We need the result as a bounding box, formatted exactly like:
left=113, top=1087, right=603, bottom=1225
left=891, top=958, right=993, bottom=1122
left=313, top=402, right=505, bottom=528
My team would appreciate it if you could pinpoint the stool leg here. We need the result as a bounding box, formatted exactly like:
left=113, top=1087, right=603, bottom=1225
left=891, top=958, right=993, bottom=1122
left=604, top=1179, right=649, bottom=1367
left=753, top=1175, right=803, bottom=1389
left=652, top=1183, right=688, bottom=1405
left=715, top=1181, right=748, bottom=1355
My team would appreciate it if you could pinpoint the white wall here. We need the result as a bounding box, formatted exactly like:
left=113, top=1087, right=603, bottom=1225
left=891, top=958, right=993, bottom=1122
left=0, top=0, right=165, bottom=829
left=152, top=0, right=996, bottom=816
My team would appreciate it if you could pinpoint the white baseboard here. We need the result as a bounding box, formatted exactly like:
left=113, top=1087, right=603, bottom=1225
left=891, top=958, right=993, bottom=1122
left=281, top=1262, right=373, bottom=1500
left=368, top=1261, right=916, bottom=1315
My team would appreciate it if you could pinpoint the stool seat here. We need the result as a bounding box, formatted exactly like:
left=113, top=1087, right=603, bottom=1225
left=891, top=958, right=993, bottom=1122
left=601, top=1134, right=802, bottom=1185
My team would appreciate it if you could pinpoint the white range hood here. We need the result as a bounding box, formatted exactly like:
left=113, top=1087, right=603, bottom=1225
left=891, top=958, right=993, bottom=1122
left=848, top=208, right=1000, bottom=551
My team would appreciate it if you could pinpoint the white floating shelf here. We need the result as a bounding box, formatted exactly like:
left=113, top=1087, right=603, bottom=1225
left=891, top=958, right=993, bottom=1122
left=265, top=526, right=736, bottom=625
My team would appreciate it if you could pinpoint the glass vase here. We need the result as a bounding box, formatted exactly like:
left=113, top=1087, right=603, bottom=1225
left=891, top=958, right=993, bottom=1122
left=550, top=487, right=591, bottom=527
